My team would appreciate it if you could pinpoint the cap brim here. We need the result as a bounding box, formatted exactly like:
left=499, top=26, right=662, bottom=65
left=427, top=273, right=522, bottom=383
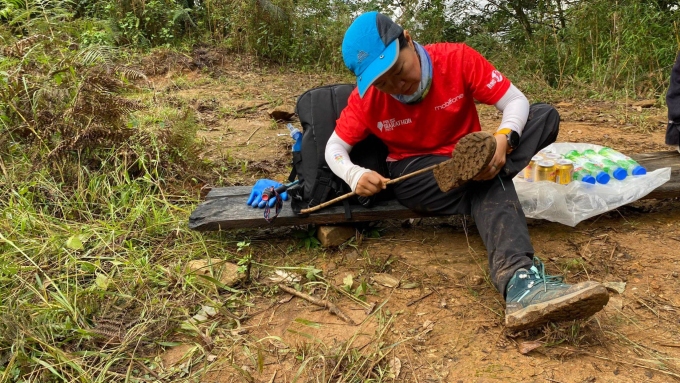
left=357, top=39, right=399, bottom=98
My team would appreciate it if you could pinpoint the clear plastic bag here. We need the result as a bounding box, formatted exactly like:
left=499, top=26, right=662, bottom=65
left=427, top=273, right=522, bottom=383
left=513, top=143, right=671, bottom=226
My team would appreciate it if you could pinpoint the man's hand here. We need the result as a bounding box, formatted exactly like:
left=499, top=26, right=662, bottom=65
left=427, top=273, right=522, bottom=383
left=247, top=179, right=289, bottom=208
left=474, top=134, right=507, bottom=181
left=355, top=171, right=389, bottom=197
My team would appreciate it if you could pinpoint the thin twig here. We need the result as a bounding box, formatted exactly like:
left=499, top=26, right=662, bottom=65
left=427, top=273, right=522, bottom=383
left=278, top=284, right=356, bottom=325
left=406, top=291, right=434, bottom=307
left=243, top=125, right=263, bottom=145
left=234, top=101, right=272, bottom=114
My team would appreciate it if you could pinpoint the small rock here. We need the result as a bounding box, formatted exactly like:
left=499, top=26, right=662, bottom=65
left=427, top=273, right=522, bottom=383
left=518, top=340, right=542, bottom=355
left=185, top=259, right=245, bottom=287
left=470, top=275, right=485, bottom=286
left=602, top=281, right=626, bottom=295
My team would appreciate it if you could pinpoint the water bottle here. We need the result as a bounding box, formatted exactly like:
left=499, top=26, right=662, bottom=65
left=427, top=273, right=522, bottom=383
left=564, top=150, right=610, bottom=184
left=572, top=165, right=596, bottom=184
left=286, top=123, right=302, bottom=152
left=581, top=149, right=627, bottom=180
left=597, top=147, right=647, bottom=176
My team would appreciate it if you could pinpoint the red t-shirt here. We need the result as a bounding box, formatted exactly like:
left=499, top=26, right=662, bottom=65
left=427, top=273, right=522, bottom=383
left=335, top=43, right=511, bottom=161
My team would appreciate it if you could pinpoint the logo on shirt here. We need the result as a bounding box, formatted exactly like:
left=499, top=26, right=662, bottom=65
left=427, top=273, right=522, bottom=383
left=377, top=117, right=412, bottom=132
left=357, top=50, right=369, bottom=63
left=487, top=70, right=504, bottom=89
left=434, top=93, right=464, bottom=111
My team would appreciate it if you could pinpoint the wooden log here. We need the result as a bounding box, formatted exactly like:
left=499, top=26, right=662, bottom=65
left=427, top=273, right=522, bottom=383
left=630, top=151, right=680, bottom=199
left=188, top=151, right=680, bottom=231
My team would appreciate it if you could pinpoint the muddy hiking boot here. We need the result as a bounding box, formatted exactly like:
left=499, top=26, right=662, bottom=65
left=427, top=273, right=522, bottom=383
left=505, top=257, right=609, bottom=331
left=434, top=131, right=497, bottom=192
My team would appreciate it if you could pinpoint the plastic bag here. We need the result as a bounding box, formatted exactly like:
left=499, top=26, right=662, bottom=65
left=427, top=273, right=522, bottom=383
left=513, top=143, right=671, bottom=226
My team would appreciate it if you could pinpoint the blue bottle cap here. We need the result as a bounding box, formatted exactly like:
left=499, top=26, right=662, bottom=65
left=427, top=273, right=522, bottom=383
left=581, top=175, right=596, bottom=184
left=612, top=168, right=627, bottom=180
left=632, top=165, right=647, bottom=176
left=596, top=172, right=610, bottom=184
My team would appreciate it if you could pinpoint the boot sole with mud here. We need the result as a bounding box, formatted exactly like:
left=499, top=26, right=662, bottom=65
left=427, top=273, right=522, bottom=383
left=434, top=131, right=497, bottom=192
left=505, top=281, right=610, bottom=331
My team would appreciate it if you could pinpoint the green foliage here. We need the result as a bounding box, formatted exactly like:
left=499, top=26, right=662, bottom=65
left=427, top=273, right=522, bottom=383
left=293, top=227, right=321, bottom=250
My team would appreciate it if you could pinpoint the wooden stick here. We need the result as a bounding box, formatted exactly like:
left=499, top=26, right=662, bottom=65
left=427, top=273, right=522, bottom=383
left=278, top=284, right=356, bottom=325
left=299, top=162, right=444, bottom=214
left=406, top=291, right=434, bottom=307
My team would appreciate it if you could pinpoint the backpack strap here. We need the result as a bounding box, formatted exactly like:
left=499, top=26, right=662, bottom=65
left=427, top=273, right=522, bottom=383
left=307, top=166, right=335, bottom=207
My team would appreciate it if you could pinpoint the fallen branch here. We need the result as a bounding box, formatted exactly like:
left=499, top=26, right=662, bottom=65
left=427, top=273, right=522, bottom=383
left=278, top=284, right=356, bottom=325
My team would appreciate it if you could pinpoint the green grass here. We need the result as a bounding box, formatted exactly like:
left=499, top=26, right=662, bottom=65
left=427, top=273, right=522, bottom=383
left=0, top=144, right=239, bottom=381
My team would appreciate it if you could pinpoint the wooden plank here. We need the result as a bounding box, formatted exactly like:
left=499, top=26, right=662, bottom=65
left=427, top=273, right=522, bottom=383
left=189, top=151, right=680, bottom=231
left=188, top=197, right=428, bottom=231
left=630, top=151, right=680, bottom=199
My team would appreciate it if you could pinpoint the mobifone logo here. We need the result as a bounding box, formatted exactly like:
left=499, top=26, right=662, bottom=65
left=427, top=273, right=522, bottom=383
left=434, top=93, right=464, bottom=111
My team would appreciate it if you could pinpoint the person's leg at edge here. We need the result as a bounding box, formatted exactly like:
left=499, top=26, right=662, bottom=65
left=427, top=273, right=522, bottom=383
left=388, top=104, right=609, bottom=330
left=388, top=103, right=560, bottom=293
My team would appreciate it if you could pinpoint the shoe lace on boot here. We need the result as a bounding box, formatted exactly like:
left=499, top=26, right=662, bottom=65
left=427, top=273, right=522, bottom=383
left=512, top=257, right=565, bottom=303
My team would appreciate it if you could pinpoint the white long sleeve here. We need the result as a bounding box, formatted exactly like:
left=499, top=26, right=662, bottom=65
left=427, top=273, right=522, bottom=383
left=325, top=131, right=372, bottom=192
left=494, top=84, right=530, bottom=135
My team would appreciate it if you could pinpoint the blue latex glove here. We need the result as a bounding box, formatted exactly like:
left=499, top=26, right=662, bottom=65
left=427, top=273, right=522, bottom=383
left=247, top=179, right=289, bottom=208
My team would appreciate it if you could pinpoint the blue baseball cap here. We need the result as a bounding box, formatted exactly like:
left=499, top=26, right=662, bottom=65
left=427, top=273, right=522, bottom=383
left=342, top=11, right=403, bottom=97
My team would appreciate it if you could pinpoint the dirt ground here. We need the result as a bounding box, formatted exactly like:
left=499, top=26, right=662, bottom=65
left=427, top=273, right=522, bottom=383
left=151, top=52, right=680, bottom=382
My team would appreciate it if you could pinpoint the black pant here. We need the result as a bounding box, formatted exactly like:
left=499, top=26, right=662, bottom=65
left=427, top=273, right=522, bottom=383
left=667, top=52, right=680, bottom=146
left=386, top=104, right=560, bottom=297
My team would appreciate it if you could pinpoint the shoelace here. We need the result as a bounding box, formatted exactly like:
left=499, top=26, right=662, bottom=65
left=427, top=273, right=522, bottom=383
left=531, top=257, right=565, bottom=293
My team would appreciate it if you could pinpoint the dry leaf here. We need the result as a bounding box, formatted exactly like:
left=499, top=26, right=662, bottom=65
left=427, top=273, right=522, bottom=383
left=364, top=302, right=377, bottom=315
left=388, top=357, right=402, bottom=378
left=269, top=270, right=301, bottom=283
left=372, top=273, right=400, bottom=288
left=400, top=282, right=419, bottom=289
left=439, top=298, right=448, bottom=308
left=422, top=320, right=435, bottom=333
left=518, top=341, right=543, bottom=355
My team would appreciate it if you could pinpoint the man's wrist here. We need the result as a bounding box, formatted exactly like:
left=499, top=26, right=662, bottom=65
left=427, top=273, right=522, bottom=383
left=495, top=134, right=509, bottom=154
left=494, top=128, right=518, bottom=154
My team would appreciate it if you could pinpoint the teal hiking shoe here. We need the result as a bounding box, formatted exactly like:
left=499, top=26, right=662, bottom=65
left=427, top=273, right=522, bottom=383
left=505, top=258, right=609, bottom=331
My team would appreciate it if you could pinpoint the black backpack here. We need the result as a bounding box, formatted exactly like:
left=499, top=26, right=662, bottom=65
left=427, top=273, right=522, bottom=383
left=288, top=84, right=391, bottom=217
